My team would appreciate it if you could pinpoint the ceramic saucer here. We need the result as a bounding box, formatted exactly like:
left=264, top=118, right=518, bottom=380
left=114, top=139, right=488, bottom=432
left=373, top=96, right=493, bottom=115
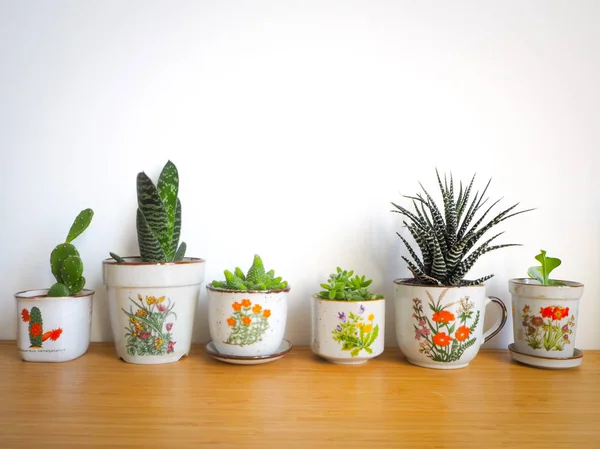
left=508, top=343, right=583, bottom=369
left=204, top=339, right=292, bottom=365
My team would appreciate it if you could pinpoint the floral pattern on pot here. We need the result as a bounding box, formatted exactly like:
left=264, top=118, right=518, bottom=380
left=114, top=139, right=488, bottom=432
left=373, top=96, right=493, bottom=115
left=225, top=299, right=271, bottom=346
left=412, top=293, right=480, bottom=363
left=520, top=305, right=575, bottom=351
left=21, top=307, right=63, bottom=348
left=332, top=306, right=379, bottom=357
left=123, top=294, right=177, bottom=356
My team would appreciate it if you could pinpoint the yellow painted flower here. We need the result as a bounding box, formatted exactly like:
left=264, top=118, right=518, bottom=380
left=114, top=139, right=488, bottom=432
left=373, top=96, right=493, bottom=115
left=523, top=305, right=530, bottom=313
left=138, top=294, right=143, bottom=301
left=154, top=337, right=163, bottom=349
left=136, top=309, right=148, bottom=317
left=147, top=296, right=156, bottom=305
left=157, top=296, right=165, bottom=304
left=368, top=314, right=374, bottom=321
left=363, top=324, right=373, bottom=333
left=129, top=316, right=137, bottom=324
left=356, top=322, right=364, bottom=328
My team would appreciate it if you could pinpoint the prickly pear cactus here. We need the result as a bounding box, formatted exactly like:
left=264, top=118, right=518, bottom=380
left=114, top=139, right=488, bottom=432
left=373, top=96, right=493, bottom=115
left=212, top=255, right=288, bottom=291
left=47, top=209, right=93, bottom=297
left=29, top=307, right=43, bottom=347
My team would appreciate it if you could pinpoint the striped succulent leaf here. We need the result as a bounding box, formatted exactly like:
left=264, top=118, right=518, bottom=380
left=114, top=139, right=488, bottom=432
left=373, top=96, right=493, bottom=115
left=134, top=161, right=186, bottom=263
left=391, top=169, right=533, bottom=286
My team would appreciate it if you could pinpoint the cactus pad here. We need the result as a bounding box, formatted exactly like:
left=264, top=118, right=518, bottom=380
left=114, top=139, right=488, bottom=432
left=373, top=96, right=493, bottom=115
left=66, top=208, right=94, bottom=244
left=48, top=282, right=71, bottom=297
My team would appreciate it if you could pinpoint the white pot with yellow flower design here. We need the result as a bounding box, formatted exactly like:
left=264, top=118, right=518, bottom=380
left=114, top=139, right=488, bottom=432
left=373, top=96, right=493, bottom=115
left=207, top=255, right=290, bottom=357
left=311, top=268, right=385, bottom=365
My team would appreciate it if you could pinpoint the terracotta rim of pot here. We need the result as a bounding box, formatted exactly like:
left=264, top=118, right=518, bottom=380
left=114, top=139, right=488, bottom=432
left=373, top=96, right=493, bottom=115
left=14, top=288, right=95, bottom=300
left=206, top=283, right=291, bottom=294
left=311, top=294, right=385, bottom=302
left=508, top=278, right=583, bottom=288
left=393, top=278, right=486, bottom=289
left=102, top=256, right=205, bottom=266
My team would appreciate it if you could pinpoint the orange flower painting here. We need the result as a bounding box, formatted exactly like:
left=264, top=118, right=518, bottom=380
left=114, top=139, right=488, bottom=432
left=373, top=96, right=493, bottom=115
left=413, top=294, right=480, bottom=363
left=225, top=299, right=270, bottom=346
left=523, top=304, right=575, bottom=351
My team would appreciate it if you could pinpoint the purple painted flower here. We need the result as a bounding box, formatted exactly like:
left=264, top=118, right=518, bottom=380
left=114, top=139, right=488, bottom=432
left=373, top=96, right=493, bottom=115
left=166, top=323, right=173, bottom=332
left=532, top=317, right=543, bottom=327
left=562, top=324, right=569, bottom=332
left=337, top=312, right=346, bottom=322
left=421, top=327, right=430, bottom=337
left=336, top=324, right=342, bottom=332
left=415, top=328, right=423, bottom=340
left=563, top=334, right=569, bottom=340
left=358, top=305, right=365, bottom=315
left=419, top=319, right=426, bottom=327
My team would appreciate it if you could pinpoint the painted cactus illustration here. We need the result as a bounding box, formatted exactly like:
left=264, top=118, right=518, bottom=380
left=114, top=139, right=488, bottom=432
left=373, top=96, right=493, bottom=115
left=21, top=307, right=63, bottom=348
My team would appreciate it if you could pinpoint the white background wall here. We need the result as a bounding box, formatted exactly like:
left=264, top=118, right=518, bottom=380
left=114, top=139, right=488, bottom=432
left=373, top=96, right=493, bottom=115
left=1, top=0, right=599, bottom=350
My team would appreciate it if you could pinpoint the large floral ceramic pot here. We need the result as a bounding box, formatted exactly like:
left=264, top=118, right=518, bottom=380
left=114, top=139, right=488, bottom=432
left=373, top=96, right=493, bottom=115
left=102, top=257, right=205, bottom=364
left=15, top=288, right=94, bottom=362
left=508, top=278, right=583, bottom=358
left=311, top=296, right=385, bottom=364
left=206, top=284, right=289, bottom=357
left=394, top=279, right=507, bottom=369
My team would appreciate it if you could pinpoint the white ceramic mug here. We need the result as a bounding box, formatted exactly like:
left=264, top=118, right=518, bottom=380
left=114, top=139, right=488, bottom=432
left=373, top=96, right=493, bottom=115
left=394, top=280, right=507, bottom=369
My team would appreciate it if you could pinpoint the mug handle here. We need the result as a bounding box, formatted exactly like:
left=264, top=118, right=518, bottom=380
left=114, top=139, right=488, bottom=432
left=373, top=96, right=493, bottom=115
left=482, top=296, right=508, bottom=343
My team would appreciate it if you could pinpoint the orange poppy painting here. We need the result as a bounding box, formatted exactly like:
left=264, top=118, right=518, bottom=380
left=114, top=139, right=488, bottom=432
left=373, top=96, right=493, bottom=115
left=225, top=299, right=271, bottom=346
left=413, top=292, right=480, bottom=363
left=521, top=304, right=575, bottom=351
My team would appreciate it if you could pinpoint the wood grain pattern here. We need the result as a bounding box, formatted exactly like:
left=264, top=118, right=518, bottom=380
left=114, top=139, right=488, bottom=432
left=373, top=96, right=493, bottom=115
left=0, top=341, right=598, bottom=449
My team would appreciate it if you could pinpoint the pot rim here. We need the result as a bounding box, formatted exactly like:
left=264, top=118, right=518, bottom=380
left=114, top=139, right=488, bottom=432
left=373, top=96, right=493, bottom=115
left=393, top=278, right=486, bottom=289
left=508, top=278, right=583, bottom=288
left=102, top=256, right=205, bottom=266
left=311, top=294, right=385, bottom=302
left=206, top=283, right=291, bottom=294
left=14, top=288, right=95, bottom=300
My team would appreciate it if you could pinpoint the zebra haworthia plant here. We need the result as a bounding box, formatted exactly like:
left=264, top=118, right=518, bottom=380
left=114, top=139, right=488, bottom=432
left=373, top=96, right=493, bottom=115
left=110, top=160, right=186, bottom=263
left=48, top=208, right=94, bottom=297
left=391, top=170, right=533, bottom=286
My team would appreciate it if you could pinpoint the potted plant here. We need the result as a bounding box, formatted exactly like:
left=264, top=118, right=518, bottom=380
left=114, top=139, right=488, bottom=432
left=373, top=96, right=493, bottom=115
left=311, top=267, right=385, bottom=365
left=15, top=209, right=95, bottom=362
left=206, top=254, right=290, bottom=358
left=508, top=250, right=584, bottom=362
left=391, top=170, right=532, bottom=369
left=103, top=161, right=205, bottom=364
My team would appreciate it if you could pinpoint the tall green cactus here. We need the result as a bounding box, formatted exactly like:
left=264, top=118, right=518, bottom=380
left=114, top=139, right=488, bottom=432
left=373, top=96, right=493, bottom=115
left=47, top=208, right=94, bottom=297
left=29, top=307, right=43, bottom=347
left=110, top=161, right=186, bottom=263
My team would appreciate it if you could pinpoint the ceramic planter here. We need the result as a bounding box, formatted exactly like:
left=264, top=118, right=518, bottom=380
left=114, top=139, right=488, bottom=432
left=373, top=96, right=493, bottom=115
left=102, top=257, right=205, bottom=364
left=508, top=278, right=583, bottom=358
left=206, top=284, right=289, bottom=356
left=311, top=296, right=385, bottom=364
left=394, top=279, right=507, bottom=369
left=15, top=289, right=94, bottom=362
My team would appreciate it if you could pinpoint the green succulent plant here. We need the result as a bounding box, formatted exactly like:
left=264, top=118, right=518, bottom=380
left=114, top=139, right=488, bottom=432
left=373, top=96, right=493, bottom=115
left=316, top=267, right=383, bottom=300
left=391, top=170, right=533, bottom=286
left=110, top=160, right=186, bottom=263
left=211, top=255, right=288, bottom=291
left=47, top=208, right=94, bottom=297
left=528, top=249, right=565, bottom=286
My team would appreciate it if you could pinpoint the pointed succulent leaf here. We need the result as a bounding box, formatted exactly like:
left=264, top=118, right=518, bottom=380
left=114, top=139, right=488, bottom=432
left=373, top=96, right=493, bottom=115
left=235, top=267, right=246, bottom=280
left=137, top=172, right=170, bottom=257
left=397, top=232, right=425, bottom=273
left=173, top=241, right=186, bottom=261
left=65, top=208, right=94, bottom=244
left=157, top=160, right=179, bottom=243
left=169, top=199, right=182, bottom=261
left=109, top=252, right=125, bottom=263
left=431, top=238, right=447, bottom=283
left=246, top=254, right=266, bottom=284
left=136, top=208, right=167, bottom=262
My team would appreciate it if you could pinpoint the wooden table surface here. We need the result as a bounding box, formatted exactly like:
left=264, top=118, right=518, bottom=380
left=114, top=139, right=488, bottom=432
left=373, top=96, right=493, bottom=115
left=0, top=341, right=598, bottom=449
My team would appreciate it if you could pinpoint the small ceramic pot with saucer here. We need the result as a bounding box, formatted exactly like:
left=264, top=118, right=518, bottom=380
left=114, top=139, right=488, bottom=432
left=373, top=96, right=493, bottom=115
left=508, top=278, right=584, bottom=359
left=204, top=339, right=292, bottom=365
left=508, top=343, right=583, bottom=369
